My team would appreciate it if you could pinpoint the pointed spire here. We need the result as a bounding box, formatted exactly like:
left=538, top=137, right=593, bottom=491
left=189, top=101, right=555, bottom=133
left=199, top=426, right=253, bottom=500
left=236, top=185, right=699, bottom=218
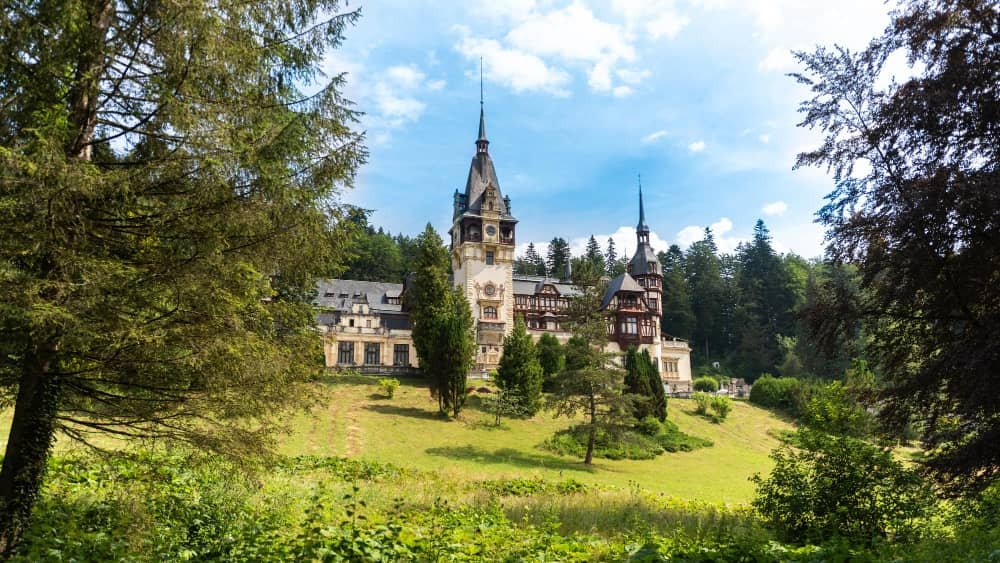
left=476, top=57, right=489, bottom=152
left=637, top=174, right=649, bottom=233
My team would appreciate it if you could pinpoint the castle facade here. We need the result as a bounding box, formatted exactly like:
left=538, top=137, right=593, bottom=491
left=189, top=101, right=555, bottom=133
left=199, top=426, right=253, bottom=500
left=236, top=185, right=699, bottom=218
left=318, top=105, right=691, bottom=383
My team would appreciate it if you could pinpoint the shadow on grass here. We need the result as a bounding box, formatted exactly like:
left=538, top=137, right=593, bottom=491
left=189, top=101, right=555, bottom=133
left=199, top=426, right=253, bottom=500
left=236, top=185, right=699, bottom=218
left=425, top=445, right=598, bottom=473
left=364, top=404, right=446, bottom=421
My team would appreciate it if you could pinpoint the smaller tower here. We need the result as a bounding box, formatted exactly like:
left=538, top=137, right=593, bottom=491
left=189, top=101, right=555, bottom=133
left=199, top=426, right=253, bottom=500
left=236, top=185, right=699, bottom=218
left=629, top=177, right=663, bottom=323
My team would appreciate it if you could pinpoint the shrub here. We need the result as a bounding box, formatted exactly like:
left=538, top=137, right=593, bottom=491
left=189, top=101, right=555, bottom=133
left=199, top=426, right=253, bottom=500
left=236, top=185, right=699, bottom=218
left=751, top=430, right=934, bottom=545
left=748, top=375, right=801, bottom=411
left=692, top=392, right=712, bottom=415
left=692, top=376, right=719, bottom=393
left=636, top=416, right=663, bottom=436
left=710, top=396, right=732, bottom=421
left=656, top=420, right=713, bottom=452
left=378, top=377, right=400, bottom=399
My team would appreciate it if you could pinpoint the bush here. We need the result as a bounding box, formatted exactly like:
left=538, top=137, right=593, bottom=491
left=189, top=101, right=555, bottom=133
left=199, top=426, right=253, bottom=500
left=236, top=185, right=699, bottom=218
left=710, top=396, right=732, bottom=421
left=748, top=375, right=801, bottom=411
left=693, top=376, right=719, bottom=393
left=751, top=430, right=934, bottom=545
left=542, top=422, right=712, bottom=460
left=378, top=377, right=400, bottom=399
left=636, top=416, right=663, bottom=436
left=692, top=392, right=712, bottom=415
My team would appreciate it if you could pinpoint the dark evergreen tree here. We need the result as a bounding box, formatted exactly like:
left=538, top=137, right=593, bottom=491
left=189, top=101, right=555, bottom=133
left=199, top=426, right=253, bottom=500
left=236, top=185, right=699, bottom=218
left=605, top=237, right=618, bottom=276
left=426, top=288, right=476, bottom=417
left=658, top=245, right=695, bottom=339
left=585, top=235, right=605, bottom=272
left=623, top=347, right=666, bottom=422
left=685, top=229, right=725, bottom=362
left=536, top=333, right=565, bottom=391
left=407, top=224, right=454, bottom=414
left=794, top=0, right=1000, bottom=492
left=729, top=220, right=796, bottom=379
left=496, top=318, right=544, bottom=415
left=0, top=0, right=365, bottom=549
left=546, top=237, right=571, bottom=278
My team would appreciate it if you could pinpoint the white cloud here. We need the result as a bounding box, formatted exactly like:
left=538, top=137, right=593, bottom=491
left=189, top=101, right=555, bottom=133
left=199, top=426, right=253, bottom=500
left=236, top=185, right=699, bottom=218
left=758, top=134, right=770, bottom=143
left=613, top=0, right=691, bottom=39
left=612, top=85, right=633, bottom=98
left=675, top=217, right=743, bottom=253
left=454, top=27, right=572, bottom=96
left=616, top=68, right=652, bottom=85
left=372, top=65, right=435, bottom=126
left=762, top=200, right=787, bottom=216
left=688, top=140, right=706, bottom=152
left=758, top=46, right=796, bottom=72
left=427, top=79, right=446, bottom=91
left=641, top=130, right=669, bottom=144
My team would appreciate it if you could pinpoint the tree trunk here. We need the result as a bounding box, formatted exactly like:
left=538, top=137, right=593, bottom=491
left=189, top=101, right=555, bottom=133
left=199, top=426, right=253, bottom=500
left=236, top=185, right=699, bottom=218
left=584, top=395, right=596, bottom=465
left=0, top=345, right=61, bottom=555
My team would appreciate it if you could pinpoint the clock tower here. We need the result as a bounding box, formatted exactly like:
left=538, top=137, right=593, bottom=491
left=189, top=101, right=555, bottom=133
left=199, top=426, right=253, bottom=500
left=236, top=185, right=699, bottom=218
left=449, top=101, right=517, bottom=372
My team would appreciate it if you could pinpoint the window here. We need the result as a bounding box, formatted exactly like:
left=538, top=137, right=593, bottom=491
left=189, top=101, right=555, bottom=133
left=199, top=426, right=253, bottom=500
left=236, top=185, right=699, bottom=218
left=365, top=319, right=372, bottom=328
left=393, top=344, right=409, bottom=366
left=349, top=319, right=354, bottom=327
left=481, top=346, right=487, bottom=354
left=486, top=251, right=494, bottom=265
left=338, top=341, right=354, bottom=364
left=649, top=298, right=658, bottom=312
left=620, top=316, right=638, bottom=334
left=483, top=306, right=497, bottom=319
left=364, top=343, right=380, bottom=365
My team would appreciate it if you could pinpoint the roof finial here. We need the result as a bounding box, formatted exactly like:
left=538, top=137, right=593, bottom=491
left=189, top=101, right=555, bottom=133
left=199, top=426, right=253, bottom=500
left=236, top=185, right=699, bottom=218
left=637, top=174, right=648, bottom=232
left=476, top=57, right=489, bottom=151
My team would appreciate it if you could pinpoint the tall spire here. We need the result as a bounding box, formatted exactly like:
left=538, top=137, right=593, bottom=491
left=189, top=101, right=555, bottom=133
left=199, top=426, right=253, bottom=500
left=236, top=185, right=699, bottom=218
left=637, top=174, right=649, bottom=233
left=476, top=57, right=489, bottom=152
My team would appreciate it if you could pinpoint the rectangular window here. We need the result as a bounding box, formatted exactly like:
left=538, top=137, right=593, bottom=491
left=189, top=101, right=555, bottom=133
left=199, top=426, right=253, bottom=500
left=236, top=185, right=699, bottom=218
left=648, top=298, right=658, bottom=312
left=620, top=317, right=638, bottom=334
left=393, top=344, right=409, bottom=366
left=486, top=251, right=494, bottom=265
left=338, top=341, right=354, bottom=364
left=364, top=343, right=380, bottom=365
left=365, top=319, right=372, bottom=328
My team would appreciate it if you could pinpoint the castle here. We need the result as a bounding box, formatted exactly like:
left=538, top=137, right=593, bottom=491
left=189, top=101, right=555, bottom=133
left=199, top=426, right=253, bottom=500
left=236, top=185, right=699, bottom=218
left=317, top=103, right=692, bottom=384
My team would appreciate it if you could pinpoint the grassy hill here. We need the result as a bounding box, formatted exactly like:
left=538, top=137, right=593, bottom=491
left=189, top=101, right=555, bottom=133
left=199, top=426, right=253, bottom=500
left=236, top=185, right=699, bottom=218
left=280, top=375, right=792, bottom=504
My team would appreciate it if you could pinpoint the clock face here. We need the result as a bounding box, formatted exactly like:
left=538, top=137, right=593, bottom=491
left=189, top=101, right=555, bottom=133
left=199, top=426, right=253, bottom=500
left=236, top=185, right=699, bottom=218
left=485, top=225, right=497, bottom=236
left=484, top=283, right=496, bottom=296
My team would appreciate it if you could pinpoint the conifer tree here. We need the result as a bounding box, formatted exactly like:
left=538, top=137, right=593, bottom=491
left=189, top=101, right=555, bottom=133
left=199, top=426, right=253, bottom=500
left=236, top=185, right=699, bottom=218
left=536, top=333, right=565, bottom=390
left=659, top=245, right=695, bottom=339
left=407, top=224, right=454, bottom=413
left=0, top=0, right=364, bottom=548
left=685, top=229, right=725, bottom=362
left=624, top=347, right=667, bottom=422
left=585, top=235, right=605, bottom=272
left=547, top=237, right=571, bottom=278
left=496, top=318, right=544, bottom=415
left=605, top=237, right=618, bottom=276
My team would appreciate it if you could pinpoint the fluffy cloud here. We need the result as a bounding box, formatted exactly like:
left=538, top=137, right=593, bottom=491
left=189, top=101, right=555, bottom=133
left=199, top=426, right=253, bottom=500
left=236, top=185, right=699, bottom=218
left=612, top=0, right=691, bottom=40
left=454, top=2, right=652, bottom=97
left=454, top=27, right=571, bottom=96
left=675, top=217, right=743, bottom=253
left=688, top=140, right=707, bottom=152
left=762, top=200, right=787, bottom=216
left=374, top=65, right=431, bottom=126
left=641, top=130, right=669, bottom=144
left=758, top=46, right=796, bottom=72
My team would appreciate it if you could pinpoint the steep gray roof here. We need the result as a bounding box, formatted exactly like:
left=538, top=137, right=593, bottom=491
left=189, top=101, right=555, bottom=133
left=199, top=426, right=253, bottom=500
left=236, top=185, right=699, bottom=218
left=512, top=275, right=582, bottom=297
left=629, top=244, right=661, bottom=276
left=463, top=152, right=509, bottom=215
left=315, top=279, right=404, bottom=312
left=601, top=272, right=644, bottom=309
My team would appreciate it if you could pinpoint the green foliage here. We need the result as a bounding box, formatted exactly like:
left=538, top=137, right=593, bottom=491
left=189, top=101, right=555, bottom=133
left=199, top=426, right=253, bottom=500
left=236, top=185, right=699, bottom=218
left=480, top=386, right=527, bottom=427
left=748, top=375, right=802, bottom=411
left=378, top=378, right=400, bottom=399
left=624, top=347, right=667, bottom=422
left=546, top=237, right=571, bottom=278
left=536, top=333, right=564, bottom=390
left=496, top=318, right=543, bottom=415
left=693, top=376, right=720, bottom=393
left=692, top=392, right=712, bottom=415
left=543, top=420, right=712, bottom=460
left=277, top=456, right=407, bottom=481
left=475, top=477, right=590, bottom=497
left=710, top=396, right=733, bottom=421
left=751, top=430, right=934, bottom=545
left=800, top=380, right=873, bottom=438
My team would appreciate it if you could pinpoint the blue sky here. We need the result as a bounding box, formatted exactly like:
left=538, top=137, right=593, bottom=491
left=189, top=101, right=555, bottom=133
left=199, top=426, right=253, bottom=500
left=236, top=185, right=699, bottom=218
left=323, top=0, right=900, bottom=259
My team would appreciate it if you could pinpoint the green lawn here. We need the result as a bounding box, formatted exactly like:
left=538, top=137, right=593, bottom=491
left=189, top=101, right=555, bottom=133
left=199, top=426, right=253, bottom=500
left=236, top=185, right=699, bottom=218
left=0, top=375, right=792, bottom=505
left=279, top=375, right=793, bottom=504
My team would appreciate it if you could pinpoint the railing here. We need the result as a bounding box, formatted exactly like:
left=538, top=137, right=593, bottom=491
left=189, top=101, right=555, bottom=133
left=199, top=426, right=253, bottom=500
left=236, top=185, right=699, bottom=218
left=331, top=365, right=421, bottom=376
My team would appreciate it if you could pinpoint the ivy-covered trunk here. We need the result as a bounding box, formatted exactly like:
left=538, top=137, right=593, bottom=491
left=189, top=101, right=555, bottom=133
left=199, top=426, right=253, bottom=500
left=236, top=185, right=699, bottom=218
left=0, top=346, right=61, bottom=555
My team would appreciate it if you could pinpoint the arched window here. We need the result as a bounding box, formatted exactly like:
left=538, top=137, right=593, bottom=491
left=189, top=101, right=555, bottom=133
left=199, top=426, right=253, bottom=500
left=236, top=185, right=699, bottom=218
left=483, top=306, right=498, bottom=320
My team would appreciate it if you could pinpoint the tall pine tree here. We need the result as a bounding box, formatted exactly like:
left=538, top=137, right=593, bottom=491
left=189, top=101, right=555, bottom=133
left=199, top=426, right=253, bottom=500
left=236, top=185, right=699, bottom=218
left=496, top=318, right=544, bottom=415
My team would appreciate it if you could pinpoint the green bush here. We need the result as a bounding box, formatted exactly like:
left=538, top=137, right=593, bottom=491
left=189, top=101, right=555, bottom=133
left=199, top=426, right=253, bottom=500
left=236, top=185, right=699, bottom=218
left=636, top=416, right=663, bottom=436
left=542, top=422, right=712, bottom=460
left=751, top=430, right=934, bottom=545
left=710, top=396, right=732, bottom=421
left=476, top=477, right=590, bottom=497
left=692, top=392, right=712, bottom=415
left=655, top=420, right=714, bottom=452
left=748, top=375, right=801, bottom=411
left=693, top=376, right=719, bottom=393
left=378, top=377, right=400, bottom=398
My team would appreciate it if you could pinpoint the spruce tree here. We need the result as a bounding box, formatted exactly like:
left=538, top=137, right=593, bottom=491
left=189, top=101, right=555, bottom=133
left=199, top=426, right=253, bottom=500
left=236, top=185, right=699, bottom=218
left=536, top=332, right=565, bottom=391
left=585, top=235, right=605, bottom=272
left=546, top=237, right=571, bottom=278
left=0, top=0, right=363, bottom=548
left=496, top=318, right=544, bottom=415
left=605, top=238, right=618, bottom=276
left=659, top=245, right=695, bottom=339
left=407, top=224, right=453, bottom=413
left=624, top=347, right=667, bottom=422
left=685, top=229, right=725, bottom=362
